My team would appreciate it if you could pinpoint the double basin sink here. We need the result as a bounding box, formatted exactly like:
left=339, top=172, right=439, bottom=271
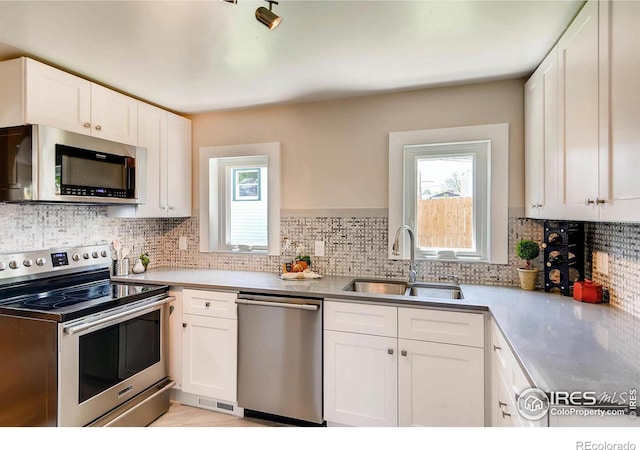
left=343, top=278, right=463, bottom=300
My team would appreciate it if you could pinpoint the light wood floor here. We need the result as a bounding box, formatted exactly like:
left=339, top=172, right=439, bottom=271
left=149, top=402, right=285, bottom=427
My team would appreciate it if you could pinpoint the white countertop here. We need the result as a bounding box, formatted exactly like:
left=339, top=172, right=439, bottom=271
left=114, top=267, right=640, bottom=402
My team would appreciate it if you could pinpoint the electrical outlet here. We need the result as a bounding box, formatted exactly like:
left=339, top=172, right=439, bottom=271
left=178, top=236, right=188, bottom=250
left=594, top=251, right=609, bottom=276
left=314, top=240, right=325, bottom=257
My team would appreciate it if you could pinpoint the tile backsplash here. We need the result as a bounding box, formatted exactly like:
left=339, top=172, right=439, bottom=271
left=1, top=203, right=639, bottom=319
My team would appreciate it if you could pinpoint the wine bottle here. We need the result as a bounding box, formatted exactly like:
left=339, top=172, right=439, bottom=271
left=546, top=252, right=563, bottom=267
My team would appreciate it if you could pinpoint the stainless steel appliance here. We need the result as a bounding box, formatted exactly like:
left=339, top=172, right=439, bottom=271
left=236, top=293, right=323, bottom=424
left=0, top=124, right=141, bottom=204
left=0, top=244, right=173, bottom=427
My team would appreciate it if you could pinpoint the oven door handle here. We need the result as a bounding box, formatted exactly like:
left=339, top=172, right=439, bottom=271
left=63, top=296, right=173, bottom=335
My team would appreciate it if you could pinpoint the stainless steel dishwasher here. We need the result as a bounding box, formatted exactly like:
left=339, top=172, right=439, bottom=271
left=236, top=293, right=323, bottom=424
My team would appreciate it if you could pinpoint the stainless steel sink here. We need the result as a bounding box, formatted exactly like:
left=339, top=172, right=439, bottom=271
left=345, top=279, right=408, bottom=295
left=343, top=279, right=463, bottom=299
left=407, top=284, right=464, bottom=299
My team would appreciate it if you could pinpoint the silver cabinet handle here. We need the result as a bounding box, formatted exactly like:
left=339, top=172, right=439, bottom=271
left=388, top=349, right=394, bottom=355
left=235, top=298, right=319, bottom=311
left=83, top=122, right=91, bottom=128
left=169, top=206, right=175, bottom=210
left=182, top=323, right=187, bottom=328
left=401, top=350, right=407, bottom=357
left=596, top=198, right=606, bottom=204
left=205, top=302, right=211, bottom=308
left=502, top=409, right=511, bottom=418
left=493, top=344, right=502, bottom=351
left=498, top=401, right=507, bottom=408
left=95, top=124, right=102, bottom=131
left=585, top=198, right=595, bottom=205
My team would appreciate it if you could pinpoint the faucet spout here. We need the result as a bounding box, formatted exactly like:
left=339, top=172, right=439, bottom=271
left=393, top=225, right=417, bottom=284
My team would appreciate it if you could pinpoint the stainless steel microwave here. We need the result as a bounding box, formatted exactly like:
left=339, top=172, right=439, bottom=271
left=0, top=125, right=141, bottom=204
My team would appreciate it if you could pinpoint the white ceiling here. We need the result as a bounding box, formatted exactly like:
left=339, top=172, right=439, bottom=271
left=0, top=1, right=584, bottom=114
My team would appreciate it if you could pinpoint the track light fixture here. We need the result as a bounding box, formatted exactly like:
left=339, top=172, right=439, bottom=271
left=255, top=0, right=281, bottom=30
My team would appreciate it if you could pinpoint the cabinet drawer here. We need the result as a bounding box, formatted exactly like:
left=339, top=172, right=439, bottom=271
left=324, top=300, right=397, bottom=337
left=182, top=288, right=237, bottom=319
left=398, top=308, right=484, bottom=348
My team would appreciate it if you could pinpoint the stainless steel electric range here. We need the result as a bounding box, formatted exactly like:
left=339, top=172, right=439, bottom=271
left=0, top=244, right=174, bottom=427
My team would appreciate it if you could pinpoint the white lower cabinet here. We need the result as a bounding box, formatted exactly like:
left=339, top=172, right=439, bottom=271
left=324, top=330, right=398, bottom=426
left=168, top=288, right=239, bottom=413
left=182, top=314, right=237, bottom=402
left=324, top=300, right=485, bottom=427
left=398, top=338, right=484, bottom=427
left=490, top=319, right=547, bottom=427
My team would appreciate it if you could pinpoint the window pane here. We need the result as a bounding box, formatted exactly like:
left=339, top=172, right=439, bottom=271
left=228, top=167, right=268, bottom=247
left=416, top=155, right=474, bottom=251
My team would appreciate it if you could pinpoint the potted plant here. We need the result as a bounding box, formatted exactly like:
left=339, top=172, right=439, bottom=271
left=515, top=239, right=540, bottom=291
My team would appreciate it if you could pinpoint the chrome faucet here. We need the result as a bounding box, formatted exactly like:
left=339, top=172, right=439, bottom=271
left=392, top=225, right=417, bottom=284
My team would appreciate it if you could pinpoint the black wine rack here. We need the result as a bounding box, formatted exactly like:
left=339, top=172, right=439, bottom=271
left=543, top=221, right=584, bottom=296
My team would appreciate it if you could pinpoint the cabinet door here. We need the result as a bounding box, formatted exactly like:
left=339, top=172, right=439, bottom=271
left=168, top=289, right=183, bottom=389
left=557, top=0, right=600, bottom=220
left=398, top=338, right=484, bottom=427
left=90, top=83, right=138, bottom=145
left=525, top=47, right=558, bottom=219
left=324, top=330, right=397, bottom=426
left=524, top=62, right=544, bottom=218
left=182, top=314, right=237, bottom=402
left=25, top=58, right=91, bottom=135
left=599, top=1, right=640, bottom=221
left=491, top=368, right=516, bottom=427
left=166, top=113, right=192, bottom=217
left=136, top=103, right=168, bottom=217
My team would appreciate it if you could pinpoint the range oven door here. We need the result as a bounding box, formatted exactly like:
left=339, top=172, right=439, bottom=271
left=58, top=295, right=170, bottom=427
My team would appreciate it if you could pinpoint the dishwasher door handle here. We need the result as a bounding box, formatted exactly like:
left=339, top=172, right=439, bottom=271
left=235, top=298, right=319, bottom=311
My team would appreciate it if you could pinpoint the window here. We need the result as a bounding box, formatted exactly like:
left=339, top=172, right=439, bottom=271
left=389, top=124, right=508, bottom=264
left=404, top=141, right=488, bottom=260
left=198, top=142, right=280, bottom=255
left=219, top=158, right=268, bottom=250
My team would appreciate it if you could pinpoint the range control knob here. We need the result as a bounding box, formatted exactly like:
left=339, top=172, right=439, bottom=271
left=36, top=257, right=46, bottom=266
left=0, top=262, right=7, bottom=271
left=101, top=250, right=108, bottom=258
left=83, top=253, right=90, bottom=260
left=23, top=259, right=33, bottom=267
left=9, top=261, right=19, bottom=269
left=92, top=251, right=99, bottom=258
left=72, top=254, right=81, bottom=262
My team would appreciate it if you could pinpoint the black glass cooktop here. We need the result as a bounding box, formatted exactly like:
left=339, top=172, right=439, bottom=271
left=0, top=277, right=168, bottom=322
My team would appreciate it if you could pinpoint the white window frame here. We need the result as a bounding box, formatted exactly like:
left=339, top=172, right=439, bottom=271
left=199, top=142, right=280, bottom=255
left=404, top=141, right=489, bottom=260
left=389, top=124, right=508, bottom=264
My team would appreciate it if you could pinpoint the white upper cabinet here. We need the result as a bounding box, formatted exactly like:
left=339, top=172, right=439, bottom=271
left=24, top=58, right=92, bottom=135
left=89, top=83, right=138, bottom=146
left=109, top=102, right=192, bottom=218
left=166, top=112, right=192, bottom=217
left=524, top=46, right=558, bottom=219
left=598, top=0, right=640, bottom=221
left=557, top=0, right=601, bottom=221
left=544, top=0, right=640, bottom=222
left=0, top=57, right=137, bottom=145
